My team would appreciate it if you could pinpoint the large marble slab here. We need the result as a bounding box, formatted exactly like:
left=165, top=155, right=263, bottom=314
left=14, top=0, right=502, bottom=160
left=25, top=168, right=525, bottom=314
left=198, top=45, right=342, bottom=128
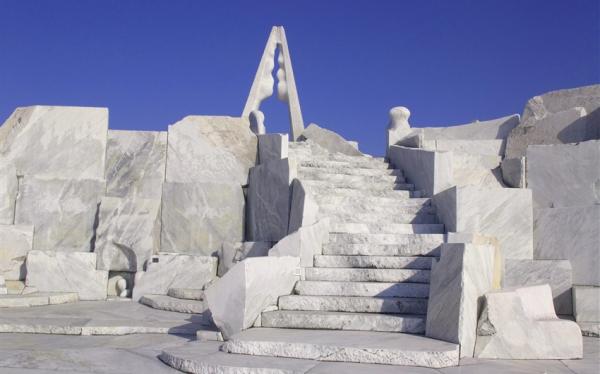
left=269, top=218, right=330, bottom=268
left=165, top=115, right=257, bottom=185
left=0, top=106, right=108, bottom=179
left=288, top=179, right=319, bottom=234
left=257, top=133, right=288, bottom=164
left=426, top=243, right=496, bottom=358
left=573, top=286, right=600, bottom=322
left=132, top=253, right=217, bottom=301
left=14, top=177, right=105, bottom=252
left=0, top=163, right=17, bottom=224
left=104, top=130, right=167, bottom=198
left=527, top=140, right=599, bottom=208
left=217, top=241, right=272, bottom=277
left=160, top=182, right=244, bottom=255
left=205, top=256, right=300, bottom=339
left=503, top=259, right=573, bottom=315
left=299, top=123, right=363, bottom=156
left=25, top=251, right=108, bottom=300
left=475, top=285, right=582, bottom=359
left=246, top=158, right=291, bottom=242
left=534, top=205, right=600, bottom=286
left=95, top=197, right=161, bottom=271
left=414, top=114, right=520, bottom=141
left=0, top=225, right=33, bottom=281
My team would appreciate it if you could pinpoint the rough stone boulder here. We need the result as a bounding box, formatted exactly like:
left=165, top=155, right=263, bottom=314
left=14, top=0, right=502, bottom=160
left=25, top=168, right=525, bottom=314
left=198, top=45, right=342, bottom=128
left=0, top=225, right=33, bottom=280
left=25, top=251, right=108, bottom=301
left=205, top=256, right=300, bottom=339
left=474, top=284, right=582, bottom=359
left=165, top=115, right=257, bottom=185
left=299, top=123, right=362, bottom=156
left=0, top=106, right=108, bottom=179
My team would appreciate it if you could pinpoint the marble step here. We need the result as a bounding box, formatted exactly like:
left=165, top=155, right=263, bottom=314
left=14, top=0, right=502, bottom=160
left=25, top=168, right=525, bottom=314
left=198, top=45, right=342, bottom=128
left=222, top=328, right=459, bottom=368
left=319, top=202, right=435, bottom=217
left=261, top=310, right=425, bottom=333
left=329, top=233, right=445, bottom=245
left=299, top=173, right=406, bottom=187
left=314, top=194, right=426, bottom=207
left=304, top=268, right=430, bottom=283
left=294, top=280, right=430, bottom=298
left=330, top=222, right=444, bottom=234
left=305, top=185, right=421, bottom=199
left=278, top=295, right=428, bottom=314
left=160, top=341, right=318, bottom=374
left=139, top=294, right=206, bottom=314
left=301, top=179, right=414, bottom=191
left=314, top=255, right=434, bottom=269
left=323, top=243, right=442, bottom=257
left=298, top=159, right=391, bottom=170
left=298, top=164, right=402, bottom=177
left=0, top=292, right=78, bottom=308
left=167, top=288, right=204, bottom=301
left=326, top=212, right=438, bottom=224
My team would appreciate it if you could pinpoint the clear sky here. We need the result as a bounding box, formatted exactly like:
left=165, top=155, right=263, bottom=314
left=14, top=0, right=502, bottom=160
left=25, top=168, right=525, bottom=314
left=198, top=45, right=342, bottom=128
left=1, top=1, right=598, bottom=156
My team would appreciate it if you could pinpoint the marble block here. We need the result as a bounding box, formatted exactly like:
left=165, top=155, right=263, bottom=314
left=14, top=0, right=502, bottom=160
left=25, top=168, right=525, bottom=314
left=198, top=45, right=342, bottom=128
left=388, top=145, right=452, bottom=197
left=527, top=140, right=600, bottom=208
left=132, top=253, right=217, bottom=301
left=522, top=84, right=600, bottom=121
left=15, top=177, right=105, bottom=252
left=299, top=123, right=363, bottom=156
left=95, top=197, right=161, bottom=271
left=426, top=243, right=496, bottom=358
left=500, top=157, right=526, bottom=188
left=573, top=286, right=600, bottom=322
left=288, top=179, right=319, bottom=234
left=104, top=130, right=167, bottom=198
left=247, top=158, right=290, bottom=242
left=25, top=251, right=108, bottom=300
left=269, top=218, right=330, bottom=268
left=0, top=275, right=6, bottom=295
left=0, top=163, right=17, bottom=224
left=165, top=116, right=257, bottom=185
left=0, top=225, right=33, bottom=280
left=107, top=272, right=134, bottom=298
left=534, top=205, right=600, bottom=286
left=160, top=182, right=244, bottom=255
left=414, top=114, right=520, bottom=142
left=205, top=256, right=300, bottom=339
left=434, top=186, right=533, bottom=261
left=217, top=242, right=272, bottom=277
left=0, top=106, right=108, bottom=179
left=475, top=285, right=582, bottom=359
left=258, top=134, right=288, bottom=164
left=503, top=259, right=573, bottom=315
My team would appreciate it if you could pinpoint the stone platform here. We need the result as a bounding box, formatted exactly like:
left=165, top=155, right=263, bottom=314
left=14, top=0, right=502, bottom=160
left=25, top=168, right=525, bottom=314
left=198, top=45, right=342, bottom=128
left=0, top=300, right=218, bottom=337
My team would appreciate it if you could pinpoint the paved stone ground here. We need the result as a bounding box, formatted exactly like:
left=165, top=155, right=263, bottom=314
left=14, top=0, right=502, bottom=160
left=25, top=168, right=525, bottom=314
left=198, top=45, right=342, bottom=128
left=0, top=333, right=596, bottom=373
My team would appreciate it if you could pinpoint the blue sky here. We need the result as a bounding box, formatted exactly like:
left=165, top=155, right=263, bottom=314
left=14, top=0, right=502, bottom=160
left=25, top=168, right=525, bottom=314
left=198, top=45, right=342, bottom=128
left=0, top=1, right=598, bottom=156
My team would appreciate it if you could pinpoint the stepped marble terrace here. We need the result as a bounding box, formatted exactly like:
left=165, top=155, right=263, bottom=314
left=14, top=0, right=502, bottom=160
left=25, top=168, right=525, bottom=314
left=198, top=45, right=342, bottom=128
left=0, top=26, right=599, bottom=373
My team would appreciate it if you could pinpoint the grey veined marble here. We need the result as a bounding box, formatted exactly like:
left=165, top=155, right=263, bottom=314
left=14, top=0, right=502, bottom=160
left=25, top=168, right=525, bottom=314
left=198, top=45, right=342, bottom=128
left=95, top=197, right=161, bottom=272
left=165, top=115, right=257, bottom=185
left=160, top=182, right=245, bottom=255
left=14, top=177, right=105, bottom=252
left=0, top=106, right=108, bottom=179
left=104, top=130, right=167, bottom=199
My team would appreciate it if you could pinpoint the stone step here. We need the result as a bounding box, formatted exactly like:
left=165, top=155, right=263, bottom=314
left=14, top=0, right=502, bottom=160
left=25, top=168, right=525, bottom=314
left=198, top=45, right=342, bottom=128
left=139, top=294, right=206, bottom=314
left=222, top=328, right=459, bottom=368
left=304, top=268, right=430, bottom=283
left=314, top=194, right=427, bottom=207
left=261, top=310, right=425, bottom=333
left=323, top=243, right=442, bottom=257
left=329, top=233, right=445, bottom=245
left=167, top=288, right=204, bottom=301
left=304, top=185, right=422, bottom=199
left=314, top=255, right=434, bottom=269
left=278, top=295, right=428, bottom=314
left=160, top=341, right=318, bottom=374
left=319, top=203, right=435, bottom=217
left=326, top=212, right=438, bottom=224
left=0, top=292, right=78, bottom=308
left=299, top=171, right=405, bottom=184
left=298, top=165, right=402, bottom=177
left=301, top=179, right=414, bottom=191
left=294, top=280, right=430, bottom=298
left=298, top=159, right=391, bottom=170
left=330, top=222, right=444, bottom=234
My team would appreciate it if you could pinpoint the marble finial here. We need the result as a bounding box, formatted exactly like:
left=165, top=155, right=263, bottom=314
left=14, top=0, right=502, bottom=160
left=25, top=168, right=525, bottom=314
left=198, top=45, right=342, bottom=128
left=249, top=110, right=266, bottom=135
left=389, top=106, right=411, bottom=130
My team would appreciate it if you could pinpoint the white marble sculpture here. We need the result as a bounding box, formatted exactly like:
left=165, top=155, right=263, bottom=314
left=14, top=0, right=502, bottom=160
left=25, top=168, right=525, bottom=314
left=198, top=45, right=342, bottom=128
left=242, top=26, right=304, bottom=140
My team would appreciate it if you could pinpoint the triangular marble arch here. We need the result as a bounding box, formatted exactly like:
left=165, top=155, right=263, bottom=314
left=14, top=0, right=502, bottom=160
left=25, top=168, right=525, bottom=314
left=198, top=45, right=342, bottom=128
left=242, top=26, right=304, bottom=140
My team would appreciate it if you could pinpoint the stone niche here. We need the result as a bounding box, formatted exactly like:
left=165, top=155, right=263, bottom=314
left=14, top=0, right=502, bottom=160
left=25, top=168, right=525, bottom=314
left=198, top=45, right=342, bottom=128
left=165, top=115, right=257, bottom=185
left=0, top=106, right=108, bottom=180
